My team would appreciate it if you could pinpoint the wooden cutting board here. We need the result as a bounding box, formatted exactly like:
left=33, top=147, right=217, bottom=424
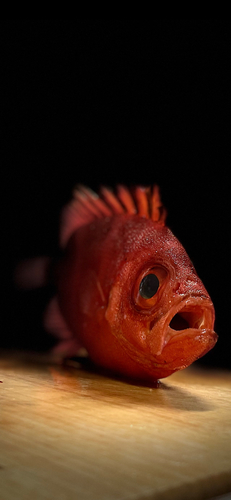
left=0, top=351, right=231, bottom=500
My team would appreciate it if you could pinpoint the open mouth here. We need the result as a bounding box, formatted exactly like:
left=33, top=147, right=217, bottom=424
left=168, top=302, right=214, bottom=334
left=148, top=297, right=217, bottom=375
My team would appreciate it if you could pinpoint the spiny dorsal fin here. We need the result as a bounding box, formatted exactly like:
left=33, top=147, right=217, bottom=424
left=60, top=184, right=166, bottom=248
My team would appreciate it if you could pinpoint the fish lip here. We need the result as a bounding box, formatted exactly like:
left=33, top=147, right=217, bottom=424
left=164, top=295, right=216, bottom=346
left=153, top=295, right=218, bottom=372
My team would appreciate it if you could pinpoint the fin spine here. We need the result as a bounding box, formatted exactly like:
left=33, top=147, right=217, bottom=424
left=60, top=184, right=167, bottom=247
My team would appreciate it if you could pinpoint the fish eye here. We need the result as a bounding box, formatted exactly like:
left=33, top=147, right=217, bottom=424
left=133, top=266, right=168, bottom=311
left=139, top=274, right=159, bottom=299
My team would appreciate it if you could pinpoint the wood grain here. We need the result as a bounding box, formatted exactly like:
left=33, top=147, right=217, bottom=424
left=0, top=351, right=231, bottom=500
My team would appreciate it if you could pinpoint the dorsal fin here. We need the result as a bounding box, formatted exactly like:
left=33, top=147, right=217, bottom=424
left=60, top=184, right=167, bottom=248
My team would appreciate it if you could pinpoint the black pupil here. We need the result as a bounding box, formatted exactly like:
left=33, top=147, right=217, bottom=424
left=139, top=274, right=159, bottom=299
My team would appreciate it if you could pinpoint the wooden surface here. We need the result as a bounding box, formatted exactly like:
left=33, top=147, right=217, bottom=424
left=0, top=352, right=231, bottom=500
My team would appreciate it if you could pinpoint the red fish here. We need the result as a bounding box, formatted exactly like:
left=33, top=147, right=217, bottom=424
left=17, top=185, right=217, bottom=381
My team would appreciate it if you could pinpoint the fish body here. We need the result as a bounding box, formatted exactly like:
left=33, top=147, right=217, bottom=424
left=42, top=185, right=217, bottom=381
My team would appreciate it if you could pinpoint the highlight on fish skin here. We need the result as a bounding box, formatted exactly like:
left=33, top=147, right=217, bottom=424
left=41, top=184, right=217, bottom=382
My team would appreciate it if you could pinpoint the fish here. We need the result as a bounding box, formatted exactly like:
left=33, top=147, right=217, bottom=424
left=16, top=184, right=217, bottom=381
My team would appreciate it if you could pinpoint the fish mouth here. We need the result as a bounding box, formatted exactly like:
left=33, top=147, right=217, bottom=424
left=159, top=296, right=218, bottom=372
left=168, top=301, right=214, bottom=334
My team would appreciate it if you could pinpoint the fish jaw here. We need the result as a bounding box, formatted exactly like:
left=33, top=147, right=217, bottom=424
left=150, top=296, right=218, bottom=376
left=159, top=328, right=217, bottom=372
left=105, top=275, right=217, bottom=380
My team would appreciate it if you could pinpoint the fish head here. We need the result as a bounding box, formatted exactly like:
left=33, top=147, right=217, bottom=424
left=105, top=217, right=217, bottom=379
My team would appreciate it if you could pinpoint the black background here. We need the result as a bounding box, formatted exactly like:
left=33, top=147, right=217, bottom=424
left=1, top=20, right=230, bottom=368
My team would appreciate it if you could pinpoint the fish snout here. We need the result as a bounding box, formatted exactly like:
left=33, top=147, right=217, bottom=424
left=145, top=296, right=217, bottom=373
left=168, top=300, right=215, bottom=333
left=163, top=295, right=217, bottom=356
left=173, top=278, right=210, bottom=298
